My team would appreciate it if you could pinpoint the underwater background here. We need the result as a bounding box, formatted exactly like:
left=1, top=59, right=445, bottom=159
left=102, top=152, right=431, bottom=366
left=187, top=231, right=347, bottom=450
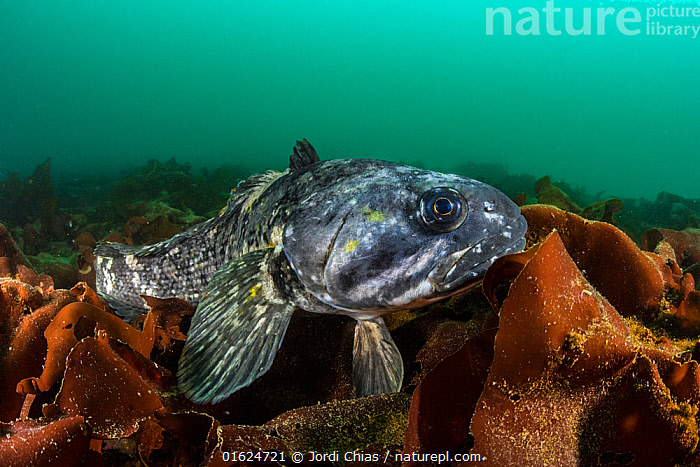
left=2, top=0, right=699, bottom=201
left=4, top=2, right=700, bottom=465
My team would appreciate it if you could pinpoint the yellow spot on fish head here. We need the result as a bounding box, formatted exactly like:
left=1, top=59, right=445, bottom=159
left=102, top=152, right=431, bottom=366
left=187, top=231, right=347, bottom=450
left=360, top=206, right=385, bottom=222
left=344, top=239, right=360, bottom=252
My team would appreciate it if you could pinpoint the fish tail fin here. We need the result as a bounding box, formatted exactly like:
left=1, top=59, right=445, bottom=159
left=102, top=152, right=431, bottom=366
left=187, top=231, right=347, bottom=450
left=94, top=242, right=157, bottom=319
left=94, top=216, right=228, bottom=319
left=178, top=248, right=295, bottom=404
left=352, top=318, right=404, bottom=397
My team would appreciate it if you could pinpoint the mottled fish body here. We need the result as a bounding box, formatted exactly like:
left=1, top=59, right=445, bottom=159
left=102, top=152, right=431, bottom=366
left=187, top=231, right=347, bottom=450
left=94, top=140, right=527, bottom=403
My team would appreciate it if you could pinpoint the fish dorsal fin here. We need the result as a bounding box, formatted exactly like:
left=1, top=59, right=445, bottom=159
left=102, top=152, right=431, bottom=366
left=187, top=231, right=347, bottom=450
left=289, top=138, right=320, bottom=170
left=225, top=169, right=285, bottom=213
left=177, top=247, right=295, bottom=403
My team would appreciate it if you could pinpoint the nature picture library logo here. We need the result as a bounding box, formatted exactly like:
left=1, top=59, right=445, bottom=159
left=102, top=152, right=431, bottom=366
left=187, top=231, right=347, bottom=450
left=485, top=0, right=700, bottom=38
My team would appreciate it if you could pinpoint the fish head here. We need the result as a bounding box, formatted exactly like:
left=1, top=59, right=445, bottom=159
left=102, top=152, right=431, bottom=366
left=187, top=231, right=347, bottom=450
left=283, top=160, right=527, bottom=316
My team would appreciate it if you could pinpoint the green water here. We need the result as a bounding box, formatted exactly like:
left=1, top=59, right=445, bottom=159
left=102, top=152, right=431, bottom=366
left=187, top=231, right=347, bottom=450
left=1, top=0, right=698, bottom=199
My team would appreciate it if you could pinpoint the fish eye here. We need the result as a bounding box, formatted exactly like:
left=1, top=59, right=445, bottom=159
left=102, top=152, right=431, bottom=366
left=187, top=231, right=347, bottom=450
left=433, top=197, right=453, bottom=216
left=419, top=187, right=468, bottom=233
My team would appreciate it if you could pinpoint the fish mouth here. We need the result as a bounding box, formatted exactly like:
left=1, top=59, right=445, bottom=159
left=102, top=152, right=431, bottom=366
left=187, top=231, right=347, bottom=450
left=429, top=222, right=527, bottom=294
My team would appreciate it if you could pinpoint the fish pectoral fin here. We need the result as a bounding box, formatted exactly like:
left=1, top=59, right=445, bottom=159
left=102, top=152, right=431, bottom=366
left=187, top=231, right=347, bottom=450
left=177, top=248, right=294, bottom=404
left=352, top=318, right=404, bottom=397
left=100, top=292, right=149, bottom=320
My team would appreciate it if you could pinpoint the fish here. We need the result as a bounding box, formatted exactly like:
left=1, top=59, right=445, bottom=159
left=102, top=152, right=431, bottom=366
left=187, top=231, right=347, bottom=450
left=94, top=140, right=527, bottom=404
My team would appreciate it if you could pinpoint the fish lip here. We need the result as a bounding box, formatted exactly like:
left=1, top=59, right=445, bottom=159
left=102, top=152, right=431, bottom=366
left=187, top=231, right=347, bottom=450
left=443, top=243, right=483, bottom=283
left=428, top=236, right=488, bottom=284
left=430, top=217, right=527, bottom=293
left=427, top=238, right=486, bottom=292
left=432, top=238, right=523, bottom=293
